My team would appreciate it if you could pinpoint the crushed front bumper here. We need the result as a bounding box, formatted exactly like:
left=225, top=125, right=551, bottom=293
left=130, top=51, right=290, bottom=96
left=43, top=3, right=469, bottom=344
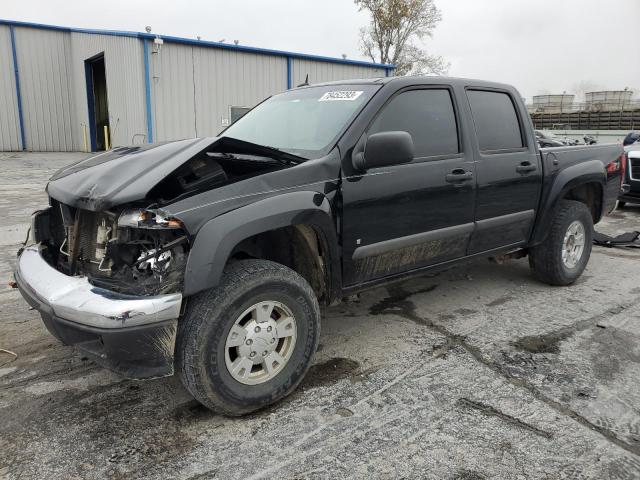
left=14, top=245, right=183, bottom=379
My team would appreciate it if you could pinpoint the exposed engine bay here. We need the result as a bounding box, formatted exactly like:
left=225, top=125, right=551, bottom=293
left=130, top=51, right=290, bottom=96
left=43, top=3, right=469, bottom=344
left=148, top=151, right=287, bottom=205
left=33, top=138, right=301, bottom=296
left=35, top=199, right=189, bottom=296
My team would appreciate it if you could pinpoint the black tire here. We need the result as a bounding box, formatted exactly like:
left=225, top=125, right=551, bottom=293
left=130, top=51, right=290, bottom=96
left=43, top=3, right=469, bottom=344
left=528, top=200, right=593, bottom=286
left=176, top=259, right=321, bottom=416
left=617, top=200, right=626, bottom=209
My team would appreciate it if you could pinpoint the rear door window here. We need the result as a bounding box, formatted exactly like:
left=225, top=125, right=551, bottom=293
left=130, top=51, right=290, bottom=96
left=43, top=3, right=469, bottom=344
left=368, top=89, right=459, bottom=158
left=467, top=90, right=524, bottom=152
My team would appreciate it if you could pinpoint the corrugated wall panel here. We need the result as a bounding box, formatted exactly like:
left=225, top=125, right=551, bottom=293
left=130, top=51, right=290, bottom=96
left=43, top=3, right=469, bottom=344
left=2, top=23, right=389, bottom=151
left=14, top=27, right=75, bottom=151
left=292, top=59, right=386, bottom=86
left=0, top=25, right=22, bottom=151
left=69, top=32, right=147, bottom=148
left=150, top=43, right=196, bottom=141
left=193, top=48, right=287, bottom=136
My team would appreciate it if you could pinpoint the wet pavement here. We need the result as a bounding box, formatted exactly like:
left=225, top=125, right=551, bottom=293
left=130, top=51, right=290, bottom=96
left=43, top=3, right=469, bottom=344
left=1, top=152, right=640, bottom=479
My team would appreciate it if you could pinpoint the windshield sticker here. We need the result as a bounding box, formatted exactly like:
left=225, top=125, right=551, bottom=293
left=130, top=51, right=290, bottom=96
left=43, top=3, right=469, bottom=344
left=318, top=91, right=364, bottom=102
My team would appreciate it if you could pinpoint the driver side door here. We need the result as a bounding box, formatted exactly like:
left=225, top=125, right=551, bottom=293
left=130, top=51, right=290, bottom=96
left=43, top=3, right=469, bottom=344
left=340, top=86, right=476, bottom=286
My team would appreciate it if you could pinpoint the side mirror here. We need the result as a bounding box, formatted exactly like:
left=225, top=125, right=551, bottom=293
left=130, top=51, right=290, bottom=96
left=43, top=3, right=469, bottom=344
left=353, top=131, right=414, bottom=171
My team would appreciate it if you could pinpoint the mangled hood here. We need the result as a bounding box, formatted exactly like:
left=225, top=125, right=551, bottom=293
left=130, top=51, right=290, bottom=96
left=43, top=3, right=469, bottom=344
left=47, top=138, right=216, bottom=211
left=46, top=136, right=309, bottom=211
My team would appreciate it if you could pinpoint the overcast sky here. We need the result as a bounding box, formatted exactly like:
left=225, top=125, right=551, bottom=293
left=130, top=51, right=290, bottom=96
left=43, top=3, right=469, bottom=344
left=4, top=0, right=639, bottom=100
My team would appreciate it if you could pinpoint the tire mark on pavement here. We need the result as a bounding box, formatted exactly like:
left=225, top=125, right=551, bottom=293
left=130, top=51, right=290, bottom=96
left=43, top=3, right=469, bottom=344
left=457, top=397, right=553, bottom=439
left=369, top=286, right=640, bottom=457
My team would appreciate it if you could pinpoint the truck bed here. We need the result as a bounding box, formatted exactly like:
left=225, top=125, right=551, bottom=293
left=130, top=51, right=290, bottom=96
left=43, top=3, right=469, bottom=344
left=539, top=143, right=623, bottom=217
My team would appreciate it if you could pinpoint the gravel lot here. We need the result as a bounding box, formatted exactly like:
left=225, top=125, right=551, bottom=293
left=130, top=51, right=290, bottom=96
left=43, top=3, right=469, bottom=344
left=1, top=152, right=639, bottom=480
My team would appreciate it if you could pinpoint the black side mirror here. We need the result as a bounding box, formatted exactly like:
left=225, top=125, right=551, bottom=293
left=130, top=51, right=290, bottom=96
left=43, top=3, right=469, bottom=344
left=353, top=131, right=414, bottom=171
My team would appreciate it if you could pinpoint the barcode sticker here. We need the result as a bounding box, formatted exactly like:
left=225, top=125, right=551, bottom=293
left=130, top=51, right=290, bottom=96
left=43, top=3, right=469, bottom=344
left=318, top=91, right=364, bottom=102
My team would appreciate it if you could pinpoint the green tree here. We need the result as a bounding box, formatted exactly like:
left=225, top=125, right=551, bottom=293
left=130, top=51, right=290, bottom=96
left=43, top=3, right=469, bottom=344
left=356, top=0, right=448, bottom=75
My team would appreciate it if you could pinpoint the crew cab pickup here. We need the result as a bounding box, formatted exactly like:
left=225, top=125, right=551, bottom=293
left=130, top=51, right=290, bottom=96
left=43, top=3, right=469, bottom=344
left=14, top=76, right=624, bottom=415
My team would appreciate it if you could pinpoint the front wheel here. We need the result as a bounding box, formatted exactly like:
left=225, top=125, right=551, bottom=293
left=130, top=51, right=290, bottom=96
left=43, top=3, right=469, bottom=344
left=176, top=260, right=321, bottom=416
left=529, top=200, right=593, bottom=286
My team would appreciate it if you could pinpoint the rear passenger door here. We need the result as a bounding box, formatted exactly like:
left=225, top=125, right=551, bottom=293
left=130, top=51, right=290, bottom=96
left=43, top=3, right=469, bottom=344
left=341, top=86, right=476, bottom=285
left=465, top=88, right=543, bottom=254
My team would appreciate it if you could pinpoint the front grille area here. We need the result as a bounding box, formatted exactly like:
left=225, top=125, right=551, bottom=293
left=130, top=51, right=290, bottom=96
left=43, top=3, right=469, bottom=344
left=630, top=157, right=640, bottom=181
left=42, top=198, right=188, bottom=295
left=49, top=200, right=117, bottom=277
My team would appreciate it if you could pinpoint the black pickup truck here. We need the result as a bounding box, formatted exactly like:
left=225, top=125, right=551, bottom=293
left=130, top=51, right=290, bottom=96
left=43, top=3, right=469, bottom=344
left=14, top=76, right=624, bottom=415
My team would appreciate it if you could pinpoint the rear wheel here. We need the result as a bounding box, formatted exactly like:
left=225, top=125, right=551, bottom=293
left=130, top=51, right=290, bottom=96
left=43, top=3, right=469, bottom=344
left=529, top=200, right=593, bottom=286
left=176, top=259, right=320, bottom=416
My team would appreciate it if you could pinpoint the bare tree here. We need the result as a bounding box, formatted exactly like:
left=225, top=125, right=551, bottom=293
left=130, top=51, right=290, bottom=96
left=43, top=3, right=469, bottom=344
left=356, top=0, right=448, bottom=76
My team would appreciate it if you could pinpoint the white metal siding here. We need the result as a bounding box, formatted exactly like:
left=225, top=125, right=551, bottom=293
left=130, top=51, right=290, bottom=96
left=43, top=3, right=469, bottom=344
left=150, top=42, right=196, bottom=141
left=292, top=59, right=385, bottom=86
left=69, top=32, right=147, bottom=148
left=193, top=48, right=287, bottom=135
left=14, top=27, right=76, bottom=151
left=0, top=23, right=388, bottom=151
left=0, top=26, right=22, bottom=151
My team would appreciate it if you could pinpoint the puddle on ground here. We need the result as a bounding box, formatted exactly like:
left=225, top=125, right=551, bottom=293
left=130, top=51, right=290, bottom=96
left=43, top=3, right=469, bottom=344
left=511, top=331, right=572, bottom=354
left=301, top=357, right=360, bottom=389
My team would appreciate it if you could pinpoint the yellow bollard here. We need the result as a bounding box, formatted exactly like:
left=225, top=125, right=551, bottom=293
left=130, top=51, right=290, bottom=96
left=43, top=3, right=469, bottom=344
left=82, top=124, right=89, bottom=152
left=103, top=125, right=110, bottom=150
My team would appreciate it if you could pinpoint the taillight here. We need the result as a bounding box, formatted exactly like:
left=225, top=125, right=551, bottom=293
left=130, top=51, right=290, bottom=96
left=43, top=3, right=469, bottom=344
left=620, top=152, right=627, bottom=184
left=607, top=154, right=625, bottom=185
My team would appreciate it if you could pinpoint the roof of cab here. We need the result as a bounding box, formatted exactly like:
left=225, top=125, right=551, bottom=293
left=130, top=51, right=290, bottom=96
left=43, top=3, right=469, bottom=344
left=303, top=75, right=519, bottom=92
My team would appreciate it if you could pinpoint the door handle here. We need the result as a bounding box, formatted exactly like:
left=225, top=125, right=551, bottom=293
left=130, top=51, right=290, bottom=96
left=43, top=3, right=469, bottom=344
left=445, top=169, right=473, bottom=183
left=516, top=162, right=537, bottom=174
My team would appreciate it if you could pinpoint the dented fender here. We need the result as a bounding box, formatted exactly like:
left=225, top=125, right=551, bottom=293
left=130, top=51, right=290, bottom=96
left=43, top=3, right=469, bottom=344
left=530, top=159, right=606, bottom=246
left=182, top=190, right=339, bottom=297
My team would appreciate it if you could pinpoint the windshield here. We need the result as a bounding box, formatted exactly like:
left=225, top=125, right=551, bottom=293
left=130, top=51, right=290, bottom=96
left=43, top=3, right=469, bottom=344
left=220, top=84, right=379, bottom=159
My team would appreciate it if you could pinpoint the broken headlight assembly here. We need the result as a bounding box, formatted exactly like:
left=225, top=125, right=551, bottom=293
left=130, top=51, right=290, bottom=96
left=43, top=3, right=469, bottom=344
left=118, top=208, right=184, bottom=229
left=81, top=208, right=190, bottom=296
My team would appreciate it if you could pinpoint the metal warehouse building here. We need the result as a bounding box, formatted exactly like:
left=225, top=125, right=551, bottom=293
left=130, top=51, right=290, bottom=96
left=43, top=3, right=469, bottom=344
left=0, top=19, right=393, bottom=152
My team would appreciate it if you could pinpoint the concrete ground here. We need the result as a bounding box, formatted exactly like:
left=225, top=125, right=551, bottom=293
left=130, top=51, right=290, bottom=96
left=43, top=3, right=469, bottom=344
left=1, top=152, right=640, bottom=480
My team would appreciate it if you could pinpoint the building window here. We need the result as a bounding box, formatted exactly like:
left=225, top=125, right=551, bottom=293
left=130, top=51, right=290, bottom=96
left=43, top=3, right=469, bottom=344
left=230, top=106, right=251, bottom=124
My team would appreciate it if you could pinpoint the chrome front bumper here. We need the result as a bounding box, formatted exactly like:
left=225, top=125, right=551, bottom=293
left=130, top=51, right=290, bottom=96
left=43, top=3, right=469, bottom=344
left=15, top=245, right=182, bottom=329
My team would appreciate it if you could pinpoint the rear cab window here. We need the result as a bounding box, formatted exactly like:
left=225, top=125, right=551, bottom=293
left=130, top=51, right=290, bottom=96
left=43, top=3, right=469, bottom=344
left=368, top=88, right=460, bottom=159
left=466, top=89, right=525, bottom=153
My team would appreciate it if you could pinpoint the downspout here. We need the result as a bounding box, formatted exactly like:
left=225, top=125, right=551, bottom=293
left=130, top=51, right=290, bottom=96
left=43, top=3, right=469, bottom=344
left=286, top=56, right=293, bottom=90
left=9, top=26, right=26, bottom=150
left=143, top=39, right=154, bottom=143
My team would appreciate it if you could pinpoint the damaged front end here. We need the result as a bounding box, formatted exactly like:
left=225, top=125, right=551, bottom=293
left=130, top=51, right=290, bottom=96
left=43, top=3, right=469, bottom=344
left=16, top=202, right=188, bottom=379
left=39, top=200, right=189, bottom=297
left=15, top=136, right=305, bottom=379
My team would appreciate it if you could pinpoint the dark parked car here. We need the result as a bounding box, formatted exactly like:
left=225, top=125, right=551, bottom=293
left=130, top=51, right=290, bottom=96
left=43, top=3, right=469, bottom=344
left=14, top=76, right=624, bottom=415
left=623, top=131, right=640, bottom=147
left=534, top=129, right=566, bottom=148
